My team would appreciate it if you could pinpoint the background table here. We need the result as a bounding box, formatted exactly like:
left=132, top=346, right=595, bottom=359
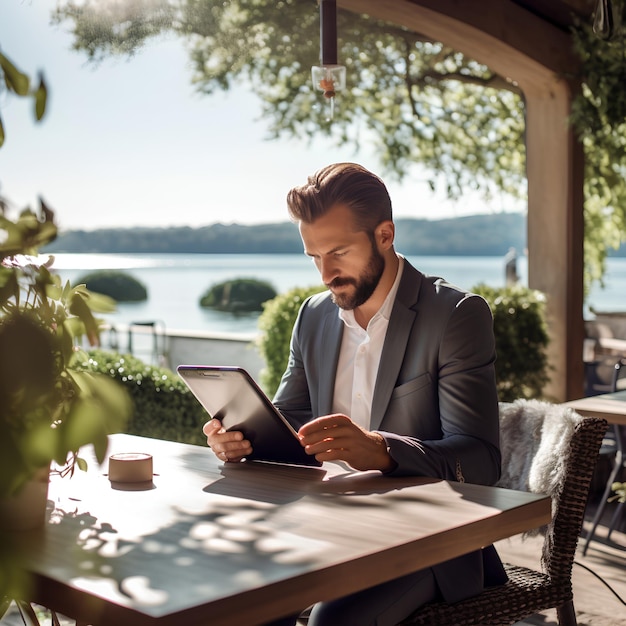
left=564, top=390, right=626, bottom=426
left=20, top=434, right=550, bottom=626
left=565, top=390, right=626, bottom=553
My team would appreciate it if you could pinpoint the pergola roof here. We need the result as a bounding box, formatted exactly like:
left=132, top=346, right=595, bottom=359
left=514, top=0, right=596, bottom=30
left=340, top=0, right=601, bottom=401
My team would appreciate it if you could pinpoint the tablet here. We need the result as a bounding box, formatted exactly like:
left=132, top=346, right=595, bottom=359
left=177, top=365, right=320, bottom=467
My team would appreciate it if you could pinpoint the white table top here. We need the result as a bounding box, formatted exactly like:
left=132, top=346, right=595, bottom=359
left=563, top=390, right=626, bottom=426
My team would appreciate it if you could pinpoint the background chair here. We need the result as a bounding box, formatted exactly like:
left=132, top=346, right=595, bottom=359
left=399, top=399, right=606, bottom=626
left=582, top=358, right=626, bottom=555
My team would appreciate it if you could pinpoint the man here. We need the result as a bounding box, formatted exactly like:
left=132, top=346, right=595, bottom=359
left=204, top=162, right=505, bottom=626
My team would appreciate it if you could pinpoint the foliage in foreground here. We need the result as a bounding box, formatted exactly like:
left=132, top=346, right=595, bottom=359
left=0, top=204, right=132, bottom=499
left=76, top=349, right=208, bottom=445
left=0, top=49, right=47, bottom=147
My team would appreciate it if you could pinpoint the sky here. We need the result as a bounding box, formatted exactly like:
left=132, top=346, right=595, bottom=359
left=0, top=0, right=525, bottom=231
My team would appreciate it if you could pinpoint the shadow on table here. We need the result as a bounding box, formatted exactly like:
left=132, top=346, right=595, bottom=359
left=202, top=460, right=327, bottom=504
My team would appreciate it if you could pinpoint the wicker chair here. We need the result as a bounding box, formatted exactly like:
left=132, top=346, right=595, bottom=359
left=399, top=399, right=607, bottom=626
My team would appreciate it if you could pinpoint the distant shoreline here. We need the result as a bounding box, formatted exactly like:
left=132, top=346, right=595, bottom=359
left=45, top=213, right=624, bottom=257
left=45, top=214, right=530, bottom=256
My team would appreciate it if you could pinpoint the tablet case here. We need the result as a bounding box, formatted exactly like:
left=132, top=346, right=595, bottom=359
left=177, top=365, right=320, bottom=467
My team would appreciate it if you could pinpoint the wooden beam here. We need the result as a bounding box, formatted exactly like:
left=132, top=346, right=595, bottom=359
left=525, top=82, right=585, bottom=401
left=338, top=0, right=579, bottom=83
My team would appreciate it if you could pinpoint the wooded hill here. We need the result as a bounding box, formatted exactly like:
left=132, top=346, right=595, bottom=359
left=45, top=213, right=532, bottom=256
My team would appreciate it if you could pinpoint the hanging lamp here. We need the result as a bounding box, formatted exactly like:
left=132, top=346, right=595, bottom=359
left=311, top=0, right=346, bottom=120
left=593, top=0, right=615, bottom=39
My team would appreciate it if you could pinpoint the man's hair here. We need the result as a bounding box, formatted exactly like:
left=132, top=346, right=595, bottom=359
left=286, top=163, right=393, bottom=233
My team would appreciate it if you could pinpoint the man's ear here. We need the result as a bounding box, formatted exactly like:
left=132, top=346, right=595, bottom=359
left=376, top=220, right=395, bottom=250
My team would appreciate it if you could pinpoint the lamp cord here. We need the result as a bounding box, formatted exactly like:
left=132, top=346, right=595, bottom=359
left=573, top=559, right=626, bottom=605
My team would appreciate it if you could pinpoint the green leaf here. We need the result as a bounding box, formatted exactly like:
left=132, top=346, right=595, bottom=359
left=34, top=74, right=47, bottom=120
left=0, top=115, right=5, bottom=147
left=61, top=279, right=72, bottom=302
left=0, top=268, right=19, bottom=304
left=23, top=423, right=60, bottom=467
left=54, top=399, right=102, bottom=462
left=71, top=370, right=133, bottom=430
left=57, top=320, right=75, bottom=364
left=68, top=291, right=100, bottom=343
left=57, top=373, right=131, bottom=465
left=0, top=51, right=30, bottom=96
left=74, top=285, right=118, bottom=313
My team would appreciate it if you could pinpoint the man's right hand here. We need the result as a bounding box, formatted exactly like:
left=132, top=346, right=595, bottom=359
left=202, top=419, right=252, bottom=463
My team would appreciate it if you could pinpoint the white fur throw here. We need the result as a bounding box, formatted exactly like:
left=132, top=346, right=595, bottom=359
left=496, top=399, right=583, bottom=536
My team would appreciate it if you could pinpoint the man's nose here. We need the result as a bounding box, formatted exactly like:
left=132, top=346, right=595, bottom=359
left=317, top=258, right=338, bottom=284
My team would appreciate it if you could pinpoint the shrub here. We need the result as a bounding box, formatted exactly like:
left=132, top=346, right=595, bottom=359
left=75, top=270, right=148, bottom=302
left=472, top=283, right=550, bottom=401
left=257, top=284, right=326, bottom=396
left=200, top=277, right=277, bottom=313
left=76, top=349, right=208, bottom=445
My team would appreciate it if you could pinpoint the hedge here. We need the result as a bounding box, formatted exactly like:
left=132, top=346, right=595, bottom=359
left=76, top=349, right=208, bottom=445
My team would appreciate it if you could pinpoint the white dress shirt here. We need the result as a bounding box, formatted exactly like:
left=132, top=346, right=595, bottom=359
left=332, top=255, right=404, bottom=429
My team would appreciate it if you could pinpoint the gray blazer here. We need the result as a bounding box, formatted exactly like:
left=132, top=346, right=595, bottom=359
left=273, top=259, right=505, bottom=602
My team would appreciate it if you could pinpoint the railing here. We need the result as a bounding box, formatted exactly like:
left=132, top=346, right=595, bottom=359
left=99, top=323, right=266, bottom=383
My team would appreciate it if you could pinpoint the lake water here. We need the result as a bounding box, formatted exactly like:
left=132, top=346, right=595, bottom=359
left=51, top=253, right=625, bottom=335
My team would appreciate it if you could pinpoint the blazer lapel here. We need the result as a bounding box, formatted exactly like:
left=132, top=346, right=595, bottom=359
left=317, top=309, right=343, bottom=415
left=370, top=262, right=421, bottom=430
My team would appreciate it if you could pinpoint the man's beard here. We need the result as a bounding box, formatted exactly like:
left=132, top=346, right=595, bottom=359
left=328, top=245, right=385, bottom=310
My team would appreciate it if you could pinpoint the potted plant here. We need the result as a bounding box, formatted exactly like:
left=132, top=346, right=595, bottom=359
left=0, top=200, right=132, bottom=528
